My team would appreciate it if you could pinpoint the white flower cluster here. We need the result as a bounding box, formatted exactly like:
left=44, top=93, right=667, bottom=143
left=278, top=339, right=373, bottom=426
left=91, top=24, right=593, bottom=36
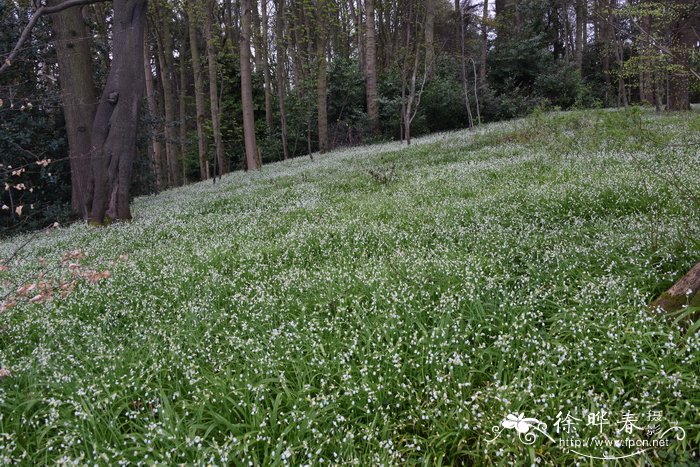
left=0, top=109, right=698, bottom=465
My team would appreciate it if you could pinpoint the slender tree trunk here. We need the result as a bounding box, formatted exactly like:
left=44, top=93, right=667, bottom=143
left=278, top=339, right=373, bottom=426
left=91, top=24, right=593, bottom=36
left=241, top=0, right=260, bottom=169
left=275, top=0, right=289, bottom=160
left=599, top=0, right=612, bottom=105
left=348, top=0, right=364, bottom=73
left=204, top=0, right=228, bottom=176
left=88, top=0, right=148, bottom=224
left=156, top=14, right=182, bottom=187
left=460, top=2, right=474, bottom=128
left=424, top=0, right=435, bottom=78
left=179, top=27, right=189, bottom=183
left=48, top=0, right=97, bottom=219
left=261, top=0, right=274, bottom=128
left=316, top=0, right=329, bottom=154
left=187, top=4, right=209, bottom=180
left=143, top=26, right=165, bottom=190
left=480, top=0, right=488, bottom=84
left=365, top=0, right=379, bottom=130
left=575, top=0, right=585, bottom=73
left=316, top=45, right=328, bottom=153
left=667, top=0, right=694, bottom=111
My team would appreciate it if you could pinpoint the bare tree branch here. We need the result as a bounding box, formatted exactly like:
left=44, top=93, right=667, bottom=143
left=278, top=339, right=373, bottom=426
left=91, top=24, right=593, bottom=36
left=0, top=0, right=108, bottom=75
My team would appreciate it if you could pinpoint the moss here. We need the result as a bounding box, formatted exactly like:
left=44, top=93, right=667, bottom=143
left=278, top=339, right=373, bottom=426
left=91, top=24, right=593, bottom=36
left=650, top=291, right=700, bottom=329
left=649, top=292, right=687, bottom=313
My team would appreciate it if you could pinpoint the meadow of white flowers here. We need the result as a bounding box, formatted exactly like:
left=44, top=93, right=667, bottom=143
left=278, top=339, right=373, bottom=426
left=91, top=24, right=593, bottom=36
left=0, top=108, right=698, bottom=465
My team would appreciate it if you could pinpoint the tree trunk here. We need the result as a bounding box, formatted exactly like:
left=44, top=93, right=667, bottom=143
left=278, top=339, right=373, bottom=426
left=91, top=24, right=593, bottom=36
left=155, top=13, right=182, bottom=187
left=424, top=0, right=435, bottom=78
left=143, top=25, right=165, bottom=190
left=317, top=49, right=328, bottom=153
left=650, top=262, right=700, bottom=320
left=316, top=0, right=329, bottom=154
left=261, top=0, right=274, bottom=128
left=574, top=0, right=585, bottom=74
left=187, top=3, right=210, bottom=180
left=48, top=0, right=97, bottom=219
left=667, top=0, right=694, bottom=111
left=480, top=0, right=488, bottom=84
left=241, top=0, right=260, bottom=169
left=204, top=0, right=228, bottom=176
left=365, top=0, right=379, bottom=130
left=275, top=0, right=289, bottom=160
left=179, top=26, right=189, bottom=183
left=460, top=2, right=474, bottom=129
left=348, top=0, right=364, bottom=74
left=88, top=0, right=148, bottom=225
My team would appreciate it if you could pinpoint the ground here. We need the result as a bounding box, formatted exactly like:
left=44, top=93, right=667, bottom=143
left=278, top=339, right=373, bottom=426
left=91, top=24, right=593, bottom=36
left=0, top=108, right=699, bottom=465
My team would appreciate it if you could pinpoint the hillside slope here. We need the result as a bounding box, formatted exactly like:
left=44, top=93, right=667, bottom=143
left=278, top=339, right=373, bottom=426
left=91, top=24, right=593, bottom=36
left=1, top=109, right=699, bottom=464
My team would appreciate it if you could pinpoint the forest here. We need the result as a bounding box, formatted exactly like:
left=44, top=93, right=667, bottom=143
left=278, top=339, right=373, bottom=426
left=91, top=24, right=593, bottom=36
left=1, top=0, right=698, bottom=233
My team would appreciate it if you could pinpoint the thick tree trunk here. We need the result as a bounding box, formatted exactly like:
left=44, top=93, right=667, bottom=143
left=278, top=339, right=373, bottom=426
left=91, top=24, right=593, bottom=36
left=156, top=13, right=182, bottom=186
left=88, top=0, right=148, bottom=225
left=365, top=0, right=379, bottom=130
left=187, top=4, right=210, bottom=180
left=48, top=0, right=97, bottom=219
left=240, top=0, right=260, bottom=170
left=204, top=1, right=228, bottom=176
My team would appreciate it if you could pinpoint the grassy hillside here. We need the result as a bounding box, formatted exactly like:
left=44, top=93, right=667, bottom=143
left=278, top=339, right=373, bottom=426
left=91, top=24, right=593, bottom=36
left=1, top=108, right=699, bottom=465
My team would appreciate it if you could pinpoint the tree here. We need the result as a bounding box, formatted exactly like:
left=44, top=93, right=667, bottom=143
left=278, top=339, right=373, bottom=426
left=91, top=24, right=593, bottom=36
left=47, top=0, right=97, bottom=219
left=275, top=0, right=290, bottom=160
left=315, top=0, right=330, bottom=154
left=153, top=6, right=182, bottom=187
left=187, top=1, right=210, bottom=180
left=365, top=0, right=379, bottom=129
left=240, top=0, right=259, bottom=170
left=143, top=23, right=166, bottom=189
left=87, top=0, right=149, bottom=224
left=666, top=0, right=698, bottom=111
left=1, top=0, right=149, bottom=225
left=204, top=0, right=228, bottom=176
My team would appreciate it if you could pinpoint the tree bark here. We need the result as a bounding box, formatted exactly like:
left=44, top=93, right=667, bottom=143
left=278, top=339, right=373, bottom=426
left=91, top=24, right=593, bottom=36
left=480, top=0, right=489, bottom=84
left=650, top=262, right=700, bottom=319
left=275, top=0, right=289, bottom=160
left=155, top=12, right=182, bottom=186
left=179, top=25, right=189, bottom=183
left=47, top=0, right=97, bottom=219
left=187, top=3, right=210, bottom=180
left=261, top=0, right=274, bottom=128
left=365, top=0, right=379, bottom=130
left=143, top=25, right=166, bottom=190
left=575, top=0, right=585, bottom=74
left=88, top=0, right=148, bottom=224
left=240, top=0, right=260, bottom=169
left=667, top=0, right=695, bottom=111
left=316, top=0, right=329, bottom=154
left=204, top=0, right=228, bottom=176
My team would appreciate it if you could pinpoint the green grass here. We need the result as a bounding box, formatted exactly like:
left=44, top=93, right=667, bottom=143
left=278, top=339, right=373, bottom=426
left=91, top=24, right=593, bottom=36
left=1, top=108, right=699, bottom=465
